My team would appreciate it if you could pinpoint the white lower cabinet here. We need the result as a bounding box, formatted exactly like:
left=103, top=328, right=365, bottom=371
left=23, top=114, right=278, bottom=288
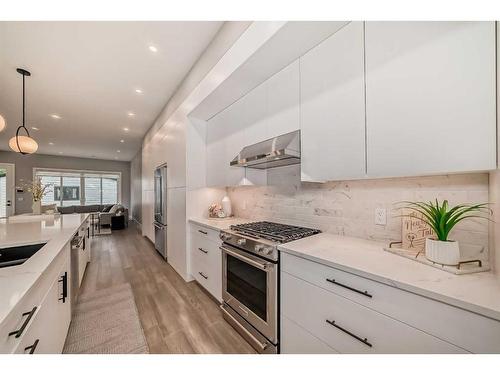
left=189, top=224, right=222, bottom=302
left=1, top=244, right=71, bottom=354
left=281, top=271, right=465, bottom=354
left=281, top=252, right=500, bottom=353
left=281, top=316, right=338, bottom=354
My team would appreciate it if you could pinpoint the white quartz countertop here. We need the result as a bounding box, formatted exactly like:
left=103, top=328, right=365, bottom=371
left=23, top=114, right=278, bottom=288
left=278, top=233, right=500, bottom=321
left=0, top=214, right=89, bottom=325
left=188, top=217, right=252, bottom=231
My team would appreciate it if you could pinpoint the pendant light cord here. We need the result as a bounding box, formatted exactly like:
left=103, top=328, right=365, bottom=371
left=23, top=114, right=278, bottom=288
left=22, top=72, right=25, bottom=130
left=16, top=70, right=30, bottom=154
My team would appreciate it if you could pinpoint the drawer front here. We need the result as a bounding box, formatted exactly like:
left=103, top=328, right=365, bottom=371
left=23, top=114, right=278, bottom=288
left=281, top=315, right=338, bottom=354
left=281, top=252, right=500, bottom=353
left=191, top=248, right=211, bottom=291
left=190, top=234, right=222, bottom=302
left=281, top=271, right=466, bottom=354
left=190, top=223, right=221, bottom=243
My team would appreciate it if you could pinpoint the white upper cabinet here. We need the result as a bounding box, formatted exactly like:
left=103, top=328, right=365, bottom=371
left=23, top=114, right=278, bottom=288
left=205, top=61, right=300, bottom=187
left=365, top=21, right=496, bottom=178
left=266, top=60, right=300, bottom=138
left=300, top=22, right=367, bottom=182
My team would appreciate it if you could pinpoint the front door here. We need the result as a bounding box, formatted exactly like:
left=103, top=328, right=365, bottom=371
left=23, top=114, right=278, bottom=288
left=0, top=163, right=15, bottom=218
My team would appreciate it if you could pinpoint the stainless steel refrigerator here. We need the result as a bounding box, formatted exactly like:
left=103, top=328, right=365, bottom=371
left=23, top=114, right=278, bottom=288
left=154, top=165, right=168, bottom=259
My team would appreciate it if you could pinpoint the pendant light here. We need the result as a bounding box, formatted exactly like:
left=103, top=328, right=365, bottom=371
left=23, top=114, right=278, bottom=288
left=9, top=68, right=38, bottom=155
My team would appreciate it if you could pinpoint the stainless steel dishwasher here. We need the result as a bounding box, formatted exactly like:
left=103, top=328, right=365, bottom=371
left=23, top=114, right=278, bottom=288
left=70, top=234, right=84, bottom=308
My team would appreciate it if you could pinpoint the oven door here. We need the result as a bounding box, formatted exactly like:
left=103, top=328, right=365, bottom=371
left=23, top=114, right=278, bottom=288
left=221, top=244, right=277, bottom=343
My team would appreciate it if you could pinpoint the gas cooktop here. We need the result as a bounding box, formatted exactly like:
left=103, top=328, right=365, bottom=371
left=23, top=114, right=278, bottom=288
left=229, top=221, right=321, bottom=244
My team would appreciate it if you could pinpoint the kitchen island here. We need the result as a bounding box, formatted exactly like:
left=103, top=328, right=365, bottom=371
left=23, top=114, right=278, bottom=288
left=0, top=213, right=90, bottom=354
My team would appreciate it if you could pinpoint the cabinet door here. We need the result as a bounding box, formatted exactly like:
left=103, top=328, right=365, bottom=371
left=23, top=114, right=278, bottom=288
left=365, top=21, right=496, bottom=177
left=266, top=60, right=300, bottom=138
left=300, top=21, right=366, bottom=182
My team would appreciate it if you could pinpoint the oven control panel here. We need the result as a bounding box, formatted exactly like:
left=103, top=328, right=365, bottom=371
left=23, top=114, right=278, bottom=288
left=220, top=230, right=278, bottom=262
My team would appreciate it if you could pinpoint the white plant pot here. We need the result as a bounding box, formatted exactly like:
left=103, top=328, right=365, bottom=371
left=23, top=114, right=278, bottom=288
left=425, top=238, right=460, bottom=266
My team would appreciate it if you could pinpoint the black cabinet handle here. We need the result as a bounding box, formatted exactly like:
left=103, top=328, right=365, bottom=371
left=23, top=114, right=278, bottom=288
left=9, top=306, right=37, bottom=338
left=326, top=319, right=372, bottom=347
left=198, top=247, right=208, bottom=254
left=87, top=227, right=90, bottom=238
left=59, top=272, right=68, bottom=303
left=198, top=230, right=208, bottom=235
left=83, top=236, right=86, bottom=251
left=326, top=278, right=372, bottom=298
left=198, top=272, right=208, bottom=280
left=25, top=339, right=39, bottom=354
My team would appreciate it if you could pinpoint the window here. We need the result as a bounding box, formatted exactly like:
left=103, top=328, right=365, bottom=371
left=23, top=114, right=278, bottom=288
left=34, top=168, right=121, bottom=207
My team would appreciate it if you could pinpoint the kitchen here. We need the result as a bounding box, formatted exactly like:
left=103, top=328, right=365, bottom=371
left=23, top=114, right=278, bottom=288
left=1, top=5, right=500, bottom=373
left=145, top=20, right=500, bottom=354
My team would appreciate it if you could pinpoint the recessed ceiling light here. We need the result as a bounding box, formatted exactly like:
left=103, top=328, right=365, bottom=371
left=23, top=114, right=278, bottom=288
left=123, top=127, right=129, bottom=132
left=31, top=127, right=39, bottom=131
left=117, top=150, right=121, bottom=153
left=50, top=114, right=61, bottom=119
left=148, top=45, right=158, bottom=53
left=49, top=142, right=54, bottom=145
left=58, top=151, right=63, bottom=154
left=127, top=112, right=135, bottom=117
left=135, top=88, right=143, bottom=94
left=120, top=139, right=124, bottom=143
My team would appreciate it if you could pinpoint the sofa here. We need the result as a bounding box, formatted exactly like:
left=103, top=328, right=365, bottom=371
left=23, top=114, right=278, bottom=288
left=57, top=204, right=129, bottom=228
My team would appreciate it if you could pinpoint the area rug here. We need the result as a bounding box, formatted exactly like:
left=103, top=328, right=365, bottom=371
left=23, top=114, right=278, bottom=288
left=63, top=283, right=149, bottom=354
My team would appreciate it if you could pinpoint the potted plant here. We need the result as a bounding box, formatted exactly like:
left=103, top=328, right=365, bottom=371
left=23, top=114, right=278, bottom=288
left=21, top=178, right=51, bottom=215
left=399, top=199, right=491, bottom=266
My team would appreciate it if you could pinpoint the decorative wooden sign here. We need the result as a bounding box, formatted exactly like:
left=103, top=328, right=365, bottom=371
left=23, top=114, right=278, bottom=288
left=401, top=211, right=434, bottom=251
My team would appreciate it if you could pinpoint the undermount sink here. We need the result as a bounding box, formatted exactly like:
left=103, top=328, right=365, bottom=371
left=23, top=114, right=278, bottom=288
left=0, top=243, right=47, bottom=268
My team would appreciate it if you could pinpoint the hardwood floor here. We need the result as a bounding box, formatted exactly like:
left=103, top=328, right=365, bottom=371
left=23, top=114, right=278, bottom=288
left=79, top=222, right=255, bottom=354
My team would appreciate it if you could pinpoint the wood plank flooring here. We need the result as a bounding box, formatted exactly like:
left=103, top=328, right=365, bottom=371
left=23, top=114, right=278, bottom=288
left=79, top=222, right=255, bottom=354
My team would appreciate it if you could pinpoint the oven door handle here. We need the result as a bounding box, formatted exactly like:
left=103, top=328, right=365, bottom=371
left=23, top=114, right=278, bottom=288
left=220, top=246, right=268, bottom=271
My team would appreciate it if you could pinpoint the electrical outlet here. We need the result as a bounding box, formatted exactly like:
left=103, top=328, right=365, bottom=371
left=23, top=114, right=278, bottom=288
left=375, top=208, right=387, bottom=225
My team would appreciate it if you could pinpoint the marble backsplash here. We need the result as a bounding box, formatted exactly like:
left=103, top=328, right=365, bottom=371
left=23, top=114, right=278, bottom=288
left=227, top=166, right=490, bottom=262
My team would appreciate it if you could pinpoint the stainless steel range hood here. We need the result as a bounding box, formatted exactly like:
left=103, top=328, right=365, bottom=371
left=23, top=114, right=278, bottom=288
left=230, top=130, right=300, bottom=169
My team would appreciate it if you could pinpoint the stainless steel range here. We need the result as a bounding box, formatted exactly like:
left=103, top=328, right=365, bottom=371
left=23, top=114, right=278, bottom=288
left=219, top=221, right=321, bottom=354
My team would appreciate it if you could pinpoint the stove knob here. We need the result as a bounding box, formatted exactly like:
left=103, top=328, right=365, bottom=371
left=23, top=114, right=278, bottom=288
left=237, top=238, right=246, bottom=246
left=255, top=244, right=264, bottom=252
left=265, top=248, right=274, bottom=256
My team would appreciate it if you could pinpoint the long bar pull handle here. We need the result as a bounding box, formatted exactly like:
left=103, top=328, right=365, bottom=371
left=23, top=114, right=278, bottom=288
left=25, top=339, right=39, bottom=354
left=198, top=230, right=208, bottom=235
left=220, top=246, right=268, bottom=271
left=326, top=278, right=372, bottom=298
left=59, top=272, right=68, bottom=303
left=326, top=319, right=372, bottom=347
left=198, top=247, right=208, bottom=254
left=9, top=306, right=37, bottom=338
left=198, top=272, right=208, bottom=280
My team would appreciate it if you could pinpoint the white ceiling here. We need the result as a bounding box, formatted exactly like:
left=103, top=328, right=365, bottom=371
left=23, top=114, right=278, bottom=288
left=0, top=21, right=222, bottom=161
